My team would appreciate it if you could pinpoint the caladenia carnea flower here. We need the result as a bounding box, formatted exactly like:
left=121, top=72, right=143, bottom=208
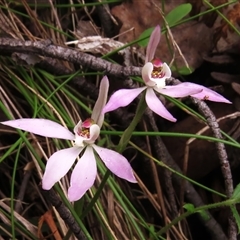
left=1, top=76, right=136, bottom=201
left=103, top=25, right=231, bottom=122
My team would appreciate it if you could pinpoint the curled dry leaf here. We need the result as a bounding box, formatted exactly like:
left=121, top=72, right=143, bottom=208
left=232, top=82, right=240, bottom=95
left=158, top=21, right=212, bottom=71
left=212, top=2, right=240, bottom=53
left=38, top=210, right=61, bottom=240
left=211, top=72, right=240, bottom=84
left=111, top=0, right=212, bottom=71
left=75, top=20, right=98, bottom=38
left=203, top=54, right=236, bottom=64
left=69, top=20, right=143, bottom=63
left=65, top=36, right=126, bottom=55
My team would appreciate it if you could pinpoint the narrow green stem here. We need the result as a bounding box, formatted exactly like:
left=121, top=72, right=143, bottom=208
left=10, top=142, right=21, bottom=239
left=118, top=94, right=147, bottom=152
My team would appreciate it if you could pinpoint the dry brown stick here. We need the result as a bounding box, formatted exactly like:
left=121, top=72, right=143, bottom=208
left=42, top=189, right=87, bottom=240
left=96, top=1, right=115, bottom=38
left=0, top=38, right=142, bottom=77
left=191, top=99, right=233, bottom=197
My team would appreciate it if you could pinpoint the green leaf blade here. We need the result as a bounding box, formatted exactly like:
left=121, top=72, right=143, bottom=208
left=166, top=3, right=192, bottom=27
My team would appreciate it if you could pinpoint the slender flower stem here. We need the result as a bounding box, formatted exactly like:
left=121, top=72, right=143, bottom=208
left=118, top=94, right=147, bottom=152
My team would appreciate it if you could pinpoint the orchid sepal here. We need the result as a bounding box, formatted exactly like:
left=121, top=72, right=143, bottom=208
left=42, top=146, right=83, bottom=190
left=103, top=87, right=146, bottom=113
left=145, top=88, right=177, bottom=122
left=180, top=82, right=232, bottom=104
left=68, top=146, right=97, bottom=201
left=93, top=144, right=137, bottom=183
left=145, top=25, right=161, bottom=63
left=91, top=76, right=109, bottom=128
left=1, top=118, right=75, bottom=140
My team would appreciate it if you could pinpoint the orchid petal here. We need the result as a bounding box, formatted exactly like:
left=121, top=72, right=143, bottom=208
left=42, top=146, right=83, bottom=190
left=73, top=120, right=82, bottom=136
left=145, top=88, right=176, bottom=122
left=91, top=76, right=109, bottom=127
left=84, top=124, right=100, bottom=144
left=89, top=124, right=100, bottom=142
left=68, top=146, right=96, bottom=201
left=93, top=145, right=137, bottom=183
left=145, top=25, right=161, bottom=63
left=161, top=63, right=172, bottom=79
left=103, top=87, right=147, bottom=113
left=155, top=83, right=202, bottom=98
left=1, top=118, right=75, bottom=140
left=179, top=82, right=232, bottom=103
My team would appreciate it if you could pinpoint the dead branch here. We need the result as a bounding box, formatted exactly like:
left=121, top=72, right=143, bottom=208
left=0, top=38, right=142, bottom=77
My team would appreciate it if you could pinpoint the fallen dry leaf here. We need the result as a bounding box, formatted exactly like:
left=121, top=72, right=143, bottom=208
left=12, top=53, right=42, bottom=66
left=158, top=21, right=212, bottom=72
left=111, top=0, right=213, bottom=71
left=111, top=0, right=163, bottom=43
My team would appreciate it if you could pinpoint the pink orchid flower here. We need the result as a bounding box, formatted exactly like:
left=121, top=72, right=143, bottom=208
left=103, top=26, right=231, bottom=122
left=1, top=76, right=136, bottom=201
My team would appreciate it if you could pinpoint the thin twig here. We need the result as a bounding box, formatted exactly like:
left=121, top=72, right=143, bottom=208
left=191, top=99, right=234, bottom=197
